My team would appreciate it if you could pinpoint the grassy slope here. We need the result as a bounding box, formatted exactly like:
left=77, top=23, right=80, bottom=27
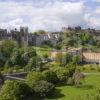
left=33, top=46, right=52, bottom=57
left=46, top=75, right=100, bottom=100
left=31, top=46, right=100, bottom=100
left=79, top=64, right=100, bottom=73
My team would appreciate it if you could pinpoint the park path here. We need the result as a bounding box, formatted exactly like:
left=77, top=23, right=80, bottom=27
left=84, top=72, right=100, bottom=75
left=4, top=72, right=27, bottom=81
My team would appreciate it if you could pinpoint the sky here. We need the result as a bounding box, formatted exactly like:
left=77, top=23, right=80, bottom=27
left=0, top=0, right=100, bottom=32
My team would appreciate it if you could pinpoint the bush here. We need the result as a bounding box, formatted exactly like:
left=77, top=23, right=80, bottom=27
left=82, top=67, right=86, bottom=71
left=42, top=40, right=53, bottom=47
left=97, top=65, right=100, bottom=72
left=34, top=80, right=55, bottom=97
left=67, top=77, right=74, bottom=85
left=42, top=70, right=58, bottom=84
left=55, top=53, right=63, bottom=65
left=53, top=67, right=69, bottom=83
left=90, top=66, right=95, bottom=70
left=43, top=54, right=48, bottom=58
left=0, top=80, right=31, bottom=100
left=26, top=71, right=43, bottom=89
left=25, top=57, right=37, bottom=71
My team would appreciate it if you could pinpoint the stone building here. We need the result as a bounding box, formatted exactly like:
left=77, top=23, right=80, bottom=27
left=28, top=33, right=37, bottom=46
left=34, top=32, right=60, bottom=46
left=83, top=52, right=100, bottom=64
left=62, top=26, right=100, bottom=36
left=50, top=48, right=82, bottom=60
left=10, top=27, right=28, bottom=48
left=0, top=29, right=7, bottom=40
left=20, top=27, right=28, bottom=47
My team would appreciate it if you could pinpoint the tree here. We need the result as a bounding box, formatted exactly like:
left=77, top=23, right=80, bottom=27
left=72, top=55, right=80, bottom=65
left=10, top=48, right=21, bottom=66
left=96, top=40, right=100, bottom=47
left=33, top=80, right=55, bottom=97
left=55, top=52, right=63, bottom=65
left=55, top=42, right=62, bottom=50
left=63, top=53, right=72, bottom=66
left=0, top=80, right=31, bottom=100
left=43, top=54, right=48, bottom=58
left=42, top=40, right=53, bottom=47
left=0, top=40, right=16, bottom=67
left=26, top=71, right=43, bottom=89
left=36, top=30, right=46, bottom=34
left=0, top=53, right=6, bottom=67
left=66, top=63, right=76, bottom=77
left=79, top=33, right=91, bottom=46
left=0, top=40, right=16, bottom=59
left=10, top=47, right=37, bottom=67
left=21, top=47, right=37, bottom=66
left=53, top=67, right=69, bottom=83
left=42, top=70, right=58, bottom=84
left=25, top=57, right=37, bottom=71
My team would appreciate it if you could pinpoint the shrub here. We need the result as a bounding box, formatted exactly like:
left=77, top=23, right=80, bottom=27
left=90, top=66, right=95, bottom=70
left=53, top=67, right=69, bottom=83
left=66, top=63, right=76, bottom=77
left=34, top=80, right=55, bottom=97
left=25, top=57, right=37, bottom=71
left=26, top=71, right=43, bottom=89
left=42, top=40, right=53, bottom=47
left=55, top=53, right=63, bottom=65
left=0, top=80, right=31, bottom=100
left=67, top=77, right=74, bottom=85
left=97, top=65, right=100, bottom=72
left=43, top=54, right=48, bottom=58
left=42, top=70, right=58, bottom=84
left=82, top=67, right=86, bottom=71
left=72, top=55, right=80, bottom=65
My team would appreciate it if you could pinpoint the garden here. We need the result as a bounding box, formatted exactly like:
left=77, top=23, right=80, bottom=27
left=0, top=40, right=100, bottom=100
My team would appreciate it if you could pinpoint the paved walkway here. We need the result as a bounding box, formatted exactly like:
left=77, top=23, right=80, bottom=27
left=3, top=72, right=100, bottom=82
left=84, top=72, right=100, bottom=75
left=5, top=76, right=25, bottom=81
left=4, top=72, right=28, bottom=81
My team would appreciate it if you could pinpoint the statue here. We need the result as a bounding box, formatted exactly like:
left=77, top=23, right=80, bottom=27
left=73, top=69, right=85, bottom=87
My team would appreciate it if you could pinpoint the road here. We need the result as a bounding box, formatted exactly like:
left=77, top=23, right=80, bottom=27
left=84, top=72, right=100, bottom=75
left=4, top=72, right=28, bottom=81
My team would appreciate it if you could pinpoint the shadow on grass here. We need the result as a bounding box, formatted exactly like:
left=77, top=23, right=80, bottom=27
left=55, top=83, right=67, bottom=87
left=47, top=88, right=65, bottom=99
left=25, top=88, right=65, bottom=100
left=77, top=85, right=94, bottom=90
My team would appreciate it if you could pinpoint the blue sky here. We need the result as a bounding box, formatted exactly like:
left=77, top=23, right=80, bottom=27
left=0, top=0, right=100, bottom=32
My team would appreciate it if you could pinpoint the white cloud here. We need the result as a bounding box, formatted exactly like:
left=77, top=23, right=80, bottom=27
left=1, top=18, right=27, bottom=30
left=92, top=0, right=100, bottom=2
left=84, top=7, right=100, bottom=29
left=95, top=7, right=100, bottom=13
left=0, top=0, right=100, bottom=31
left=0, top=1, right=84, bottom=31
left=29, top=2, right=85, bottom=31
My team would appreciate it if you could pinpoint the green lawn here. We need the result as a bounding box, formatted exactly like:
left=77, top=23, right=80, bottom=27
left=33, top=46, right=52, bottom=57
left=79, top=64, right=100, bottom=73
left=45, top=75, right=100, bottom=100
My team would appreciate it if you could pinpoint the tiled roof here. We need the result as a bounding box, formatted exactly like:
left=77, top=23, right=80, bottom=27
left=83, top=52, right=100, bottom=62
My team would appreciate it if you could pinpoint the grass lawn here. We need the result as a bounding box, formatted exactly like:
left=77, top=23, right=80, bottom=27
left=45, top=75, right=100, bottom=100
left=79, top=64, right=100, bottom=73
left=33, top=46, right=52, bottom=57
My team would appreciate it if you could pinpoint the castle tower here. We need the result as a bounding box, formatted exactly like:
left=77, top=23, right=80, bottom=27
left=19, top=27, right=28, bottom=47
